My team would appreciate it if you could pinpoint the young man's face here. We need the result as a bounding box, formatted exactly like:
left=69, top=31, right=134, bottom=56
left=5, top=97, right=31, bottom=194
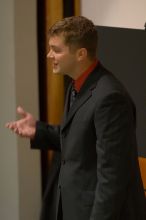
left=47, top=34, right=78, bottom=77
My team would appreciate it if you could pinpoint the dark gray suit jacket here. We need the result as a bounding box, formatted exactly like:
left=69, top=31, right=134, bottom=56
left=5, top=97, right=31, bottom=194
left=31, top=63, right=146, bottom=220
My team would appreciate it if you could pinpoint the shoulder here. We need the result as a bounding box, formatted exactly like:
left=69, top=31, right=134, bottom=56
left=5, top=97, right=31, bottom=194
left=92, top=64, right=135, bottom=113
left=95, top=63, right=130, bottom=100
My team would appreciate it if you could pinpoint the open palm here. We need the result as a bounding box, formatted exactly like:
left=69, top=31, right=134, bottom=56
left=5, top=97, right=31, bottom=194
left=5, top=106, right=36, bottom=139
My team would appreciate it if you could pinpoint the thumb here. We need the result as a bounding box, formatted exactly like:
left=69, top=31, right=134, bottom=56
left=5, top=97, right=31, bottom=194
left=17, top=106, right=27, bottom=118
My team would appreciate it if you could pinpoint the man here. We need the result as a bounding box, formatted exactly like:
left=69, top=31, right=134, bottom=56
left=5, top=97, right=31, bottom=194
left=6, top=16, right=146, bottom=220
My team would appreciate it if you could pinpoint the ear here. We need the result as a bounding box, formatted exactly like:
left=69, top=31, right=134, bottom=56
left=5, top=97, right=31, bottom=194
left=76, top=48, right=87, bottom=61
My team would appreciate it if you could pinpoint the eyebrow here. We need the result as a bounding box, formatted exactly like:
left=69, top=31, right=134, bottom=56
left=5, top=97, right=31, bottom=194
left=49, top=45, right=61, bottom=49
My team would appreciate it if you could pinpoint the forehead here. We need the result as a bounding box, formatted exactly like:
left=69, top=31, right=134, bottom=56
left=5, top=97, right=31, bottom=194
left=49, top=34, right=66, bottom=46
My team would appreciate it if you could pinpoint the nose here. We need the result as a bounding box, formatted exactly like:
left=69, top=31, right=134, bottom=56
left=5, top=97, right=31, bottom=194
left=47, top=49, right=54, bottom=59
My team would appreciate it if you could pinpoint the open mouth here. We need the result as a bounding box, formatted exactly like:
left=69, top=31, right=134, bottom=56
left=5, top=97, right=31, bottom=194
left=53, top=63, right=58, bottom=68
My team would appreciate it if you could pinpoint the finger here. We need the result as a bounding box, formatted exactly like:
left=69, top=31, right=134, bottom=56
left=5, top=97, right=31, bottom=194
left=17, top=106, right=27, bottom=118
left=7, top=123, right=22, bottom=136
left=11, top=124, right=18, bottom=131
left=5, top=122, right=15, bottom=129
left=18, top=128, right=25, bottom=137
left=14, top=127, right=19, bottom=133
left=18, top=129, right=22, bottom=135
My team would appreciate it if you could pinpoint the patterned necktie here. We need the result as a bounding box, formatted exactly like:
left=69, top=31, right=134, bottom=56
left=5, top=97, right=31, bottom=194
left=69, top=86, right=77, bottom=109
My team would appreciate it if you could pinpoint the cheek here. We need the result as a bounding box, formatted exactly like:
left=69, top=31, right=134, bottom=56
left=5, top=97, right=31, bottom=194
left=57, top=55, right=66, bottom=62
left=68, top=57, right=77, bottom=66
left=57, top=54, right=76, bottom=67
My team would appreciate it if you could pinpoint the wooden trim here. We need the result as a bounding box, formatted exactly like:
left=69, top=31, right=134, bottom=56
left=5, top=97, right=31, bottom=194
left=74, top=0, right=80, bottom=16
left=45, top=0, right=64, bottom=125
left=45, top=0, right=65, bottom=168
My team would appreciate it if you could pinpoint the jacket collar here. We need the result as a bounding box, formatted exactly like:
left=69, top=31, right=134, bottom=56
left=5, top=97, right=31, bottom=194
left=61, top=62, right=105, bottom=132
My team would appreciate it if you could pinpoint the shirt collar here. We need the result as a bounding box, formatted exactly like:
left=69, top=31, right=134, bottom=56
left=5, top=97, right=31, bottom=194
left=73, top=59, right=98, bottom=92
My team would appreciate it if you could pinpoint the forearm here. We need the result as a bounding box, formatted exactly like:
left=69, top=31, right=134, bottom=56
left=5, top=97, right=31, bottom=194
left=31, top=121, right=61, bottom=151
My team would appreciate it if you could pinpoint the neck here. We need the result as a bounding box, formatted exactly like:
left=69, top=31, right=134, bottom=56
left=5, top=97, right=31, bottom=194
left=71, top=58, right=97, bottom=80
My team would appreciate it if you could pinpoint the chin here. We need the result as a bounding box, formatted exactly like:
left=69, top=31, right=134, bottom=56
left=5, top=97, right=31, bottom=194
left=53, top=69, right=59, bottom=74
left=53, top=69, right=65, bottom=75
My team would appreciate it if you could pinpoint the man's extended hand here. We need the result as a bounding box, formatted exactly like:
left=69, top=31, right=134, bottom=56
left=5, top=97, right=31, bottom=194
left=5, top=106, right=36, bottom=139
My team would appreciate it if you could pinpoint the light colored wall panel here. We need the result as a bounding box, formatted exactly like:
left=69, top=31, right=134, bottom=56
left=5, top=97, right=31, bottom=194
left=81, top=0, right=146, bottom=29
left=0, top=0, right=41, bottom=219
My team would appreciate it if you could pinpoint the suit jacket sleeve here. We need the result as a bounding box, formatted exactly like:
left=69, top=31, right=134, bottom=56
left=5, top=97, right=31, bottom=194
left=30, top=121, right=61, bottom=151
left=90, top=92, right=136, bottom=219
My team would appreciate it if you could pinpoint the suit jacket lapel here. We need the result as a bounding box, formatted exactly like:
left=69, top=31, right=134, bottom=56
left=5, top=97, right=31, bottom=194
left=61, top=63, right=105, bottom=132
left=62, top=83, right=72, bottom=125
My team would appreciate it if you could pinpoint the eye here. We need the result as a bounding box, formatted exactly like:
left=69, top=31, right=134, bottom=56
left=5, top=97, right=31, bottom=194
left=53, top=48, right=62, bottom=53
left=48, top=45, right=63, bottom=55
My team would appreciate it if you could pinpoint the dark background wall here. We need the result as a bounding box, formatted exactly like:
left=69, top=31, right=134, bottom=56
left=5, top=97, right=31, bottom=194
left=97, top=26, right=146, bottom=157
